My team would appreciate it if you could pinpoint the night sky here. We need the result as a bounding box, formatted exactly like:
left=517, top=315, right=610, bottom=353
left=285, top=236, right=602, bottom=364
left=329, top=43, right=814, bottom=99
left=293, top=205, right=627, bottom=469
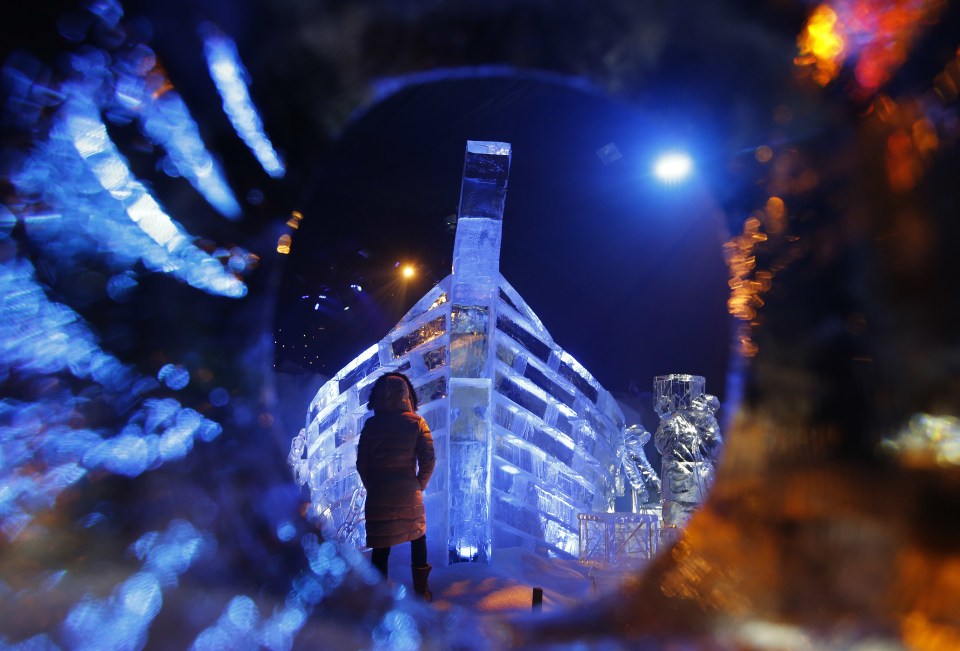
left=274, top=74, right=733, bottom=399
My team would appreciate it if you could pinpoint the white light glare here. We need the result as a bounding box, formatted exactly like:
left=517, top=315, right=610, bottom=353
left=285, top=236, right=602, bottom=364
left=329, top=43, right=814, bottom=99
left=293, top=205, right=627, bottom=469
left=456, top=544, right=479, bottom=560
left=653, top=152, right=693, bottom=183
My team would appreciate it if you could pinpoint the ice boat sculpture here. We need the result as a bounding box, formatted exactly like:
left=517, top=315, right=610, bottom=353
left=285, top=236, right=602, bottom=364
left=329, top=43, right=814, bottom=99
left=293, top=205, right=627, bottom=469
left=289, top=141, right=628, bottom=563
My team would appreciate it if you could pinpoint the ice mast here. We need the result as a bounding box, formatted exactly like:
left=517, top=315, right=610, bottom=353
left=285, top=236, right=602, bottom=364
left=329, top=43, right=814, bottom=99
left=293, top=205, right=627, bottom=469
left=289, top=141, right=632, bottom=565
left=446, top=141, right=511, bottom=562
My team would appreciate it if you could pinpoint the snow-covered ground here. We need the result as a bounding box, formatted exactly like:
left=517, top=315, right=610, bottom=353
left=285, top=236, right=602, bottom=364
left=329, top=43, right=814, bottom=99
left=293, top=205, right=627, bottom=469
left=381, top=546, right=638, bottom=617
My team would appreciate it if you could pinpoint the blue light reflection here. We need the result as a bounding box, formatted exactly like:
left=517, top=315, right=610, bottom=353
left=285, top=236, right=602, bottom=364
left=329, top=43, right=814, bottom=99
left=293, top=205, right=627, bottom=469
left=140, top=91, right=243, bottom=220
left=0, top=6, right=493, bottom=650
left=61, top=520, right=208, bottom=650
left=201, top=24, right=285, bottom=179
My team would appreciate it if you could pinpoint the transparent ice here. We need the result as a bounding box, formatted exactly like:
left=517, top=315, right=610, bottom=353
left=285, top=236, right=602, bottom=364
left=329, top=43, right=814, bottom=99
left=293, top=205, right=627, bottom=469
left=292, top=141, right=651, bottom=563
left=653, top=374, right=723, bottom=540
left=577, top=510, right=661, bottom=568
left=620, top=424, right=661, bottom=511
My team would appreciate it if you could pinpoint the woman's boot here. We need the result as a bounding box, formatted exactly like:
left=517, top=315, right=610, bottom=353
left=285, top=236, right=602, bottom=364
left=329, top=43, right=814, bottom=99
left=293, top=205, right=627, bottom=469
left=411, top=564, right=432, bottom=602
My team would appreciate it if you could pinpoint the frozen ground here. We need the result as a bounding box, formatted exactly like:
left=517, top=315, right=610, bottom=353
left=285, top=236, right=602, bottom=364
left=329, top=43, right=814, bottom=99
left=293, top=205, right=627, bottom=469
left=380, top=546, right=639, bottom=617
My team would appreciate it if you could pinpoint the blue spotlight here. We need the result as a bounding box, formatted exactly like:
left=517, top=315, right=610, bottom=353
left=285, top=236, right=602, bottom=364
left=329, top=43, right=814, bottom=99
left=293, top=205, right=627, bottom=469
left=653, top=152, right=693, bottom=183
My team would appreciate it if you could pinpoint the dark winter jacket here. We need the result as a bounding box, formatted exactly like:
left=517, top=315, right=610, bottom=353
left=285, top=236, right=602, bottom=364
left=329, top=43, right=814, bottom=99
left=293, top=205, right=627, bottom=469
left=356, top=410, right=435, bottom=549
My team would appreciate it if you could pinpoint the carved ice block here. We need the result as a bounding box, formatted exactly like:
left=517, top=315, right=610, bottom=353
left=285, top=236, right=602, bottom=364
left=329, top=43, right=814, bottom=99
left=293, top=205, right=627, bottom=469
left=654, top=374, right=722, bottom=541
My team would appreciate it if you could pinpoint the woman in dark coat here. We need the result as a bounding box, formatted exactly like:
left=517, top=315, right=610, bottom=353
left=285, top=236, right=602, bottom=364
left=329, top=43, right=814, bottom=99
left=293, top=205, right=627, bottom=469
left=356, top=372, right=436, bottom=599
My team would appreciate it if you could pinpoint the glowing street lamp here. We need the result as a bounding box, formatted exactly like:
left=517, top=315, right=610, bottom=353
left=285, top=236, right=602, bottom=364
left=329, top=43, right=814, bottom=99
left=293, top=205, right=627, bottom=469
left=653, top=152, right=693, bottom=183
left=401, top=264, right=416, bottom=279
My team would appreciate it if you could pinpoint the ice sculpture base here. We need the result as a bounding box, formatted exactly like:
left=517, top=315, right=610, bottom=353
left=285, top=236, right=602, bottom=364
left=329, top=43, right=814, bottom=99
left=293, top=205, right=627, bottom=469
left=448, top=545, right=489, bottom=564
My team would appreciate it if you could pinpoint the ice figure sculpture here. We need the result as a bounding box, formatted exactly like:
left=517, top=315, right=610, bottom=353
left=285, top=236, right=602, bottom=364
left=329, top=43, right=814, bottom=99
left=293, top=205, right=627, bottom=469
left=653, top=374, right=722, bottom=543
left=578, top=424, right=662, bottom=568
left=290, top=141, right=627, bottom=564
left=621, top=424, right=661, bottom=512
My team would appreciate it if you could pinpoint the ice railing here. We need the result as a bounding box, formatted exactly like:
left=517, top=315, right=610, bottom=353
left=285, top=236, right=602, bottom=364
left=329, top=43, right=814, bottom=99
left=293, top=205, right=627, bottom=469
left=577, top=507, right=662, bottom=568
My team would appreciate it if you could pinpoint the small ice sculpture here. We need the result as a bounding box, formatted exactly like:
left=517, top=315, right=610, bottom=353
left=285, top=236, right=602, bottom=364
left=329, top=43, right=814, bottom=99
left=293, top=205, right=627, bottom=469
left=653, top=374, right=722, bottom=543
left=620, top=424, right=661, bottom=512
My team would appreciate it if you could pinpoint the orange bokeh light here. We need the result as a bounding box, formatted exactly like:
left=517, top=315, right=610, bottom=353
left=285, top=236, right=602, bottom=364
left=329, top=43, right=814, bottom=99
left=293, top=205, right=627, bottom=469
left=796, top=1, right=945, bottom=97
left=797, top=4, right=845, bottom=86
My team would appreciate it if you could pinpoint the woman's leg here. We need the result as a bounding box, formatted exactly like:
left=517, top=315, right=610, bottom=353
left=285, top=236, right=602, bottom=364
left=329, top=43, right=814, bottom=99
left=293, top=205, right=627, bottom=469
left=410, top=535, right=427, bottom=568
left=371, top=547, right=390, bottom=577
left=410, top=535, right=431, bottom=600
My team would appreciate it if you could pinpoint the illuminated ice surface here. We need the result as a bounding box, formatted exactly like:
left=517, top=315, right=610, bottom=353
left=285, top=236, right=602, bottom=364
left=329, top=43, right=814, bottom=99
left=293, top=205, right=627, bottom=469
left=621, top=424, right=661, bottom=511
left=291, top=142, right=648, bottom=563
left=653, top=374, right=722, bottom=538
left=578, top=509, right=661, bottom=568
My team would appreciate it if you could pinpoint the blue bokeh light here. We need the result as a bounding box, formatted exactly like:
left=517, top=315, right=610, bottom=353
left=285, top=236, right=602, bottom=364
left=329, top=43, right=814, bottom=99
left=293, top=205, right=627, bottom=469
left=7, top=86, right=248, bottom=298
left=61, top=521, right=208, bottom=651
left=276, top=521, right=296, bottom=542
left=209, top=387, right=230, bottom=407
left=201, top=24, right=285, bottom=179
left=140, top=91, right=243, bottom=220
left=158, top=364, right=190, bottom=390
left=373, top=609, right=422, bottom=651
